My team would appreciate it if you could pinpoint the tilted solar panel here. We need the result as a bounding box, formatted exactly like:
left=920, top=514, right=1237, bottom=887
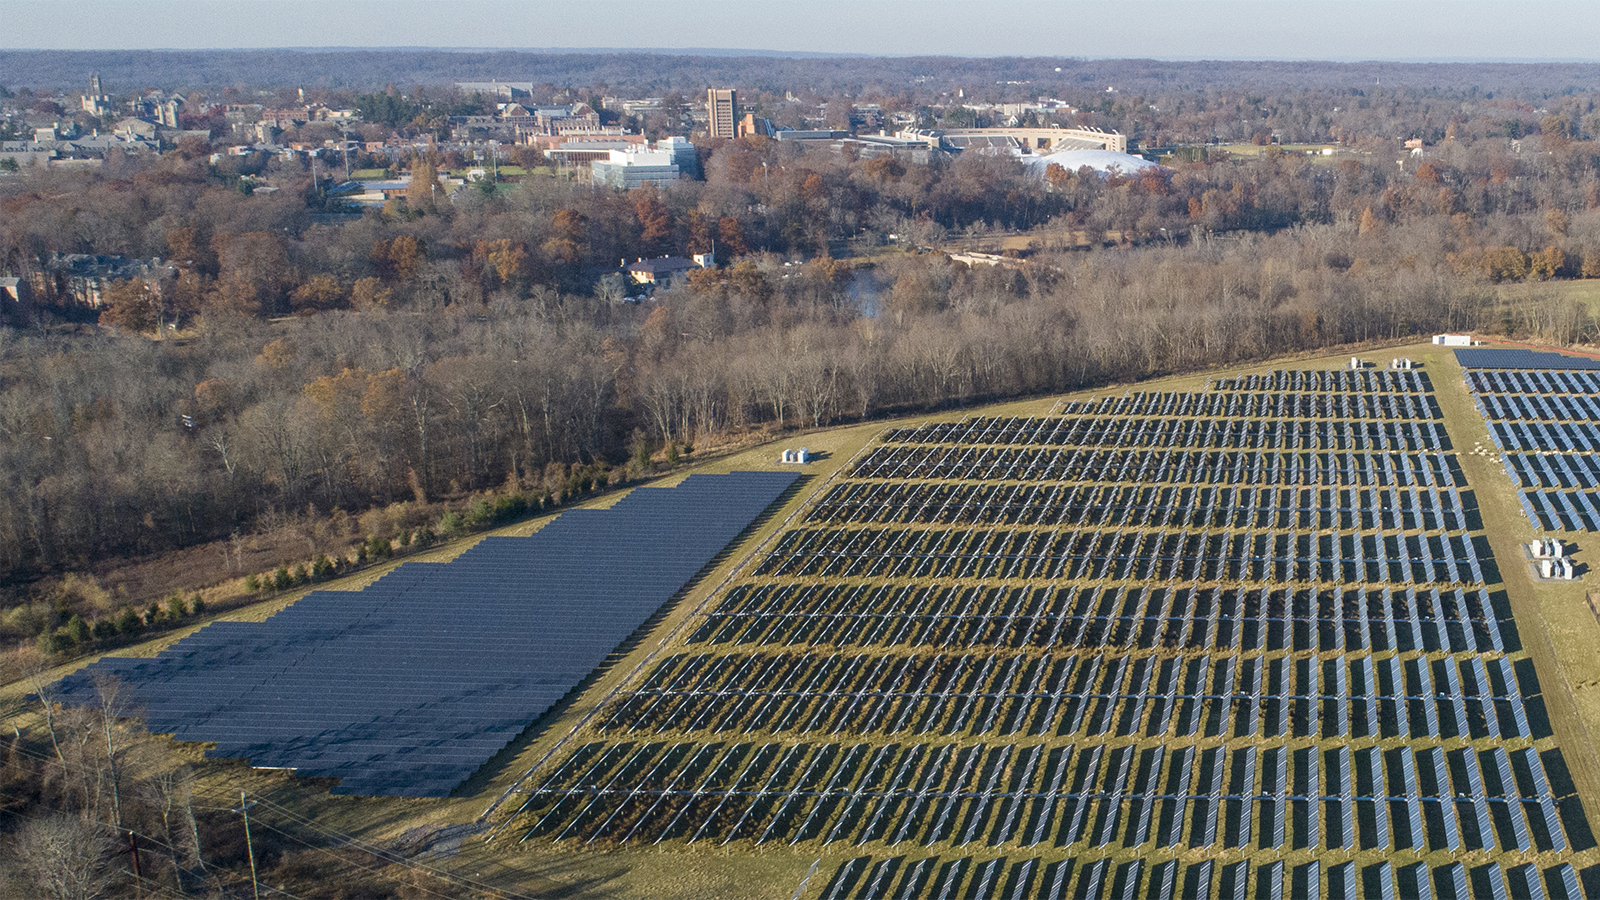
left=48, top=471, right=798, bottom=797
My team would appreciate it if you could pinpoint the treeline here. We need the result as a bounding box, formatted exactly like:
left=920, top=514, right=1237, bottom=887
left=0, top=217, right=1565, bottom=590
left=6, top=49, right=1600, bottom=98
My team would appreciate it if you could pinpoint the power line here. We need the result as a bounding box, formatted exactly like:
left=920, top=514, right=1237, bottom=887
left=239, top=793, right=542, bottom=900
left=0, top=785, right=256, bottom=900
left=244, top=818, right=485, bottom=900
left=8, top=720, right=541, bottom=899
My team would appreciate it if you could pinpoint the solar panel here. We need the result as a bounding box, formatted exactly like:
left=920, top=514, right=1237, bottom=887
left=1486, top=864, right=1511, bottom=900
left=47, top=471, right=798, bottom=796
left=1077, top=858, right=1109, bottom=899
left=1260, top=860, right=1284, bottom=900
left=1403, top=864, right=1433, bottom=900
left=1149, top=860, right=1177, bottom=900
left=1512, top=864, right=1548, bottom=900
left=1553, top=864, right=1582, bottom=900
left=1327, top=861, right=1356, bottom=900
left=1221, top=860, right=1250, bottom=900
left=1376, top=862, right=1397, bottom=900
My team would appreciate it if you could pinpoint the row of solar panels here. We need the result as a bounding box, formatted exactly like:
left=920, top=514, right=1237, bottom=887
left=1054, top=390, right=1440, bottom=420
left=808, top=481, right=1472, bottom=533
left=523, top=738, right=1569, bottom=853
left=1489, top=419, right=1600, bottom=455
left=1210, top=368, right=1433, bottom=393
left=1470, top=368, right=1600, bottom=395
left=1478, top=390, right=1600, bottom=423
left=885, top=414, right=1446, bottom=450
left=822, top=854, right=1587, bottom=900
left=49, top=471, right=798, bottom=796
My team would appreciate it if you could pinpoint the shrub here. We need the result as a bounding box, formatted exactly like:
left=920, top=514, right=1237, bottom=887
left=492, top=492, right=528, bottom=522
left=365, top=535, right=391, bottom=560
left=312, top=554, right=335, bottom=582
left=64, top=615, right=91, bottom=646
left=464, top=498, right=494, bottom=529
left=191, top=595, right=207, bottom=616
left=413, top=526, right=436, bottom=548
left=0, top=602, right=54, bottom=642
left=114, top=606, right=143, bottom=636
left=438, top=511, right=463, bottom=537
left=92, top=620, right=118, bottom=641
left=166, top=594, right=188, bottom=620
left=244, top=573, right=262, bottom=593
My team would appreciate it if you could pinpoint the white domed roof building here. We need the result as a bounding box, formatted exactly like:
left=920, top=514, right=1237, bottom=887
left=1025, top=148, right=1161, bottom=177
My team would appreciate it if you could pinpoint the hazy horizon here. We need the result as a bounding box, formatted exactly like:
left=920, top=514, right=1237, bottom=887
left=4, top=0, right=1599, bottom=62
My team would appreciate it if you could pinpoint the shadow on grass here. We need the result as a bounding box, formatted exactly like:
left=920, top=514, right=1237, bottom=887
left=1543, top=748, right=1598, bottom=852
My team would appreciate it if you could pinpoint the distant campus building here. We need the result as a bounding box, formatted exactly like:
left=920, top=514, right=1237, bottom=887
left=454, top=81, right=535, bottom=100
left=707, top=89, right=738, bottom=138
left=591, top=137, right=697, bottom=188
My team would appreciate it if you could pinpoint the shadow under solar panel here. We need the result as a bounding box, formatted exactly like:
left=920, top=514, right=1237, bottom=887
left=48, top=471, right=799, bottom=797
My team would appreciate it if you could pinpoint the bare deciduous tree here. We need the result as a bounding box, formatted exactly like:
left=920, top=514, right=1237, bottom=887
left=5, top=813, right=120, bottom=900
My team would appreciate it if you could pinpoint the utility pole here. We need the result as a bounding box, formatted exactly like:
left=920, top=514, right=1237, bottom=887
left=232, top=791, right=260, bottom=900
left=127, top=830, right=144, bottom=898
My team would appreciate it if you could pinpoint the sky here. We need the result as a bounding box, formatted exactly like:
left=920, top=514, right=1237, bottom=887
left=3, top=0, right=1599, bottom=61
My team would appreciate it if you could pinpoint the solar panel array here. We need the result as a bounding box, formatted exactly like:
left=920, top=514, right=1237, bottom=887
left=1454, top=348, right=1600, bottom=370
left=48, top=471, right=798, bottom=797
left=501, top=369, right=1597, bottom=898
left=1463, top=364, right=1600, bottom=531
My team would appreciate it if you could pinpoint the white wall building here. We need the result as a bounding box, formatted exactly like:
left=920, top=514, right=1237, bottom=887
left=591, top=138, right=697, bottom=189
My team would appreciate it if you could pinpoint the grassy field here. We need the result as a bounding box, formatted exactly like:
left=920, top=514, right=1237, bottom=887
left=1499, top=278, right=1600, bottom=316
left=12, top=339, right=1600, bottom=898
left=1208, top=143, right=1363, bottom=162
